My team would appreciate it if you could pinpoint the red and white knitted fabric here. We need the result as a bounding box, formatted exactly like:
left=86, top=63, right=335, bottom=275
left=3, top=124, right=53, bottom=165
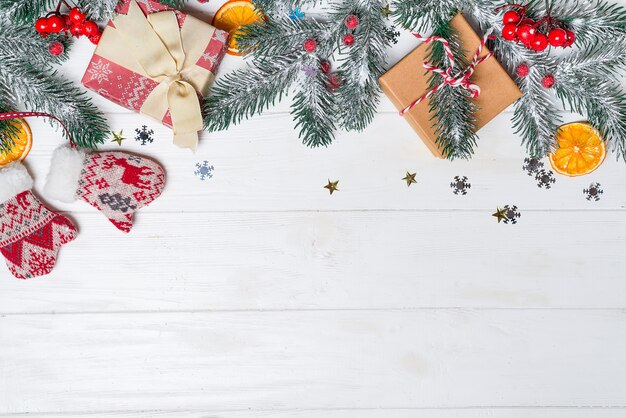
left=0, top=163, right=78, bottom=279
left=45, top=146, right=166, bottom=233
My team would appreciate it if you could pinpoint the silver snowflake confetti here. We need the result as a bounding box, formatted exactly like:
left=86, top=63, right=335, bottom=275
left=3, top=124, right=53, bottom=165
left=451, top=176, right=471, bottom=195
left=135, top=125, right=154, bottom=145
left=535, top=169, right=556, bottom=189
left=195, top=161, right=215, bottom=181
left=503, top=205, right=521, bottom=225
left=302, top=64, right=318, bottom=77
left=584, top=183, right=603, bottom=201
left=523, top=157, right=544, bottom=176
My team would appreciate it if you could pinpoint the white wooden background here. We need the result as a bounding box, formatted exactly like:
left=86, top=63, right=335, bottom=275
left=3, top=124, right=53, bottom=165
left=2, top=1, right=626, bottom=416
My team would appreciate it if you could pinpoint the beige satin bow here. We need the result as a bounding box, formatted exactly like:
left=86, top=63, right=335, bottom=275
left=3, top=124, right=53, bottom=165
left=112, top=0, right=214, bottom=151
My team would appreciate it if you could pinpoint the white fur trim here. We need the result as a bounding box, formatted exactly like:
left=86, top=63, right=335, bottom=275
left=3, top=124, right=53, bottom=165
left=0, top=162, right=33, bottom=204
left=44, top=146, right=87, bottom=203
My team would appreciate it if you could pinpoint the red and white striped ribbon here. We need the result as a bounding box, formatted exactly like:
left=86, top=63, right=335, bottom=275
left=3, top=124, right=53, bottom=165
left=399, top=29, right=495, bottom=116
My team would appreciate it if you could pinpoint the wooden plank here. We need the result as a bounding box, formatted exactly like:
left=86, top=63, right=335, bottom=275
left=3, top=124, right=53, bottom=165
left=1, top=310, right=625, bottom=413
left=1, top=211, right=625, bottom=312
left=8, top=408, right=626, bottom=418
left=23, top=113, right=626, bottom=213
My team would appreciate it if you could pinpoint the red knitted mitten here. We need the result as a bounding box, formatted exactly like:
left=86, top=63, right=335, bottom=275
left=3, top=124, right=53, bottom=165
left=0, top=163, right=78, bottom=279
left=45, top=146, right=165, bottom=233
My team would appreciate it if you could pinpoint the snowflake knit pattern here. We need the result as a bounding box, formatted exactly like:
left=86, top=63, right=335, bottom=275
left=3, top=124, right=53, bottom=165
left=78, top=152, right=165, bottom=233
left=0, top=191, right=77, bottom=279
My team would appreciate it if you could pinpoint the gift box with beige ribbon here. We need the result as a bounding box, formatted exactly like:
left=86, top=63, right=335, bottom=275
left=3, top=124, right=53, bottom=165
left=82, top=0, right=229, bottom=151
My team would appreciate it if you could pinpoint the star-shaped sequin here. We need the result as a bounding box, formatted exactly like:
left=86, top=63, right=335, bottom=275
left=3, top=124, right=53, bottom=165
left=110, top=130, right=126, bottom=146
left=402, top=172, right=417, bottom=187
left=492, top=207, right=508, bottom=223
left=381, top=4, right=392, bottom=18
left=324, top=180, right=339, bottom=195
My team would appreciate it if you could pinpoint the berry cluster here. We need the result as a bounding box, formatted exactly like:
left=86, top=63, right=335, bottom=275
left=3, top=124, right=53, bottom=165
left=500, top=4, right=575, bottom=52
left=343, top=15, right=359, bottom=46
left=35, top=2, right=101, bottom=45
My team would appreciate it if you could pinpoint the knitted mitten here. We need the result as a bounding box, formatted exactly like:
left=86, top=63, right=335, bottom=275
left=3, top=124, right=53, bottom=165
left=0, top=163, right=78, bottom=279
left=45, top=146, right=165, bottom=233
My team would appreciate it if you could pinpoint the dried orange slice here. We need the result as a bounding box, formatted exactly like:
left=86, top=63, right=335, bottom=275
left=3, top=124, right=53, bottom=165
left=549, top=122, right=607, bottom=177
left=0, top=119, right=33, bottom=166
left=213, top=0, right=265, bottom=56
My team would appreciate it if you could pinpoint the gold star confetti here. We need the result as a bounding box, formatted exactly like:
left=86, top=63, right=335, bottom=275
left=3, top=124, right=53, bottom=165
left=402, top=172, right=417, bottom=187
left=492, top=207, right=509, bottom=223
left=111, top=130, right=126, bottom=146
left=381, top=4, right=392, bottom=18
left=324, top=180, right=339, bottom=195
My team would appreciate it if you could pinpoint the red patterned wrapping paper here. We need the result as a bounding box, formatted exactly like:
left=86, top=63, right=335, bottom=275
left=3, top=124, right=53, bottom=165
left=81, top=0, right=229, bottom=129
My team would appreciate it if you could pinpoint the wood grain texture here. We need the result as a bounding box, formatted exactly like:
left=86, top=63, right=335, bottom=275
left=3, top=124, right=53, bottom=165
left=1, top=0, right=626, bottom=416
left=1, top=310, right=626, bottom=413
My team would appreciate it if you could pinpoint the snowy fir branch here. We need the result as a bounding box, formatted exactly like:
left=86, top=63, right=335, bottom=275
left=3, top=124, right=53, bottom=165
left=427, top=22, right=480, bottom=160
left=0, top=0, right=58, bottom=23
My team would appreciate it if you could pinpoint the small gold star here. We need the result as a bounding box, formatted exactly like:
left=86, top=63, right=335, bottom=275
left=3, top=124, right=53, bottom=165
left=492, top=207, right=509, bottom=223
left=111, top=130, right=126, bottom=146
left=324, top=180, right=339, bottom=195
left=381, top=4, right=392, bottom=18
left=402, top=172, right=417, bottom=187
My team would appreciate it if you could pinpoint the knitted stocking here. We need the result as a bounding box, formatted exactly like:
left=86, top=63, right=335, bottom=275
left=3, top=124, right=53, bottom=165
left=45, top=146, right=165, bottom=233
left=0, top=163, right=78, bottom=279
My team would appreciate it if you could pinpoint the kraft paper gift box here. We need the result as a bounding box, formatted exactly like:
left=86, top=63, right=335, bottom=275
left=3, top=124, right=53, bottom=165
left=82, top=0, right=229, bottom=151
left=379, top=14, right=523, bottom=158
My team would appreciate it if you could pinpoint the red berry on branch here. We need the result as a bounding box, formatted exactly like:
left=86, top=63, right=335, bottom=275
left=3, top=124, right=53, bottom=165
left=35, top=17, right=49, bottom=34
left=548, top=28, right=567, bottom=47
left=48, top=41, right=64, bottom=57
left=516, top=23, right=536, bottom=46
left=531, top=33, right=549, bottom=51
left=516, top=63, right=530, bottom=77
left=343, top=34, right=355, bottom=46
left=47, top=15, right=65, bottom=33
left=345, top=15, right=359, bottom=29
left=320, top=60, right=331, bottom=74
left=542, top=74, right=556, bottom=88
left=502, top=24, right=518, bottom=41
left=70, top=24, right=84, bottom=37
left=327, top=73, right=342, bottom=91
left=502, top=10, right=521, bottom=25
left=69, top=7, right=87, bottom=25
left=563, top=30, right=576, bottom=48
left=89, top=32, right=102, bottom=45
left=82, top=20, right=99, bottom=36
left=304, top=38, right=317, bottom=52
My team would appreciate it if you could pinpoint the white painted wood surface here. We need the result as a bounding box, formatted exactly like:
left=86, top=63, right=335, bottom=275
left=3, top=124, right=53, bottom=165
left=1, top=1, right=626, bottom=416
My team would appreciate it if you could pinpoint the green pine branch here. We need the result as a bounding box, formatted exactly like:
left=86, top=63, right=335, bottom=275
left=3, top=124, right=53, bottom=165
left=392, top=0, right=459, bottom=32
left=204, top=54, right=302, bottom=132
left=0, top=59, right=108, bottom=150
left=0, top=0, right=57, bottom=23
left=292, top=56, right=337, bottom=147
left=333, top=0, right=390, bottom=132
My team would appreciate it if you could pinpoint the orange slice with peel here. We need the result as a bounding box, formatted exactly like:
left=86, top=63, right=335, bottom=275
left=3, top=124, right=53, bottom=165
left=549, top=122, right=607, bottom=177
left=0, top=118, right=33, bottom=166
left=213, top=0, right=265, bottom=56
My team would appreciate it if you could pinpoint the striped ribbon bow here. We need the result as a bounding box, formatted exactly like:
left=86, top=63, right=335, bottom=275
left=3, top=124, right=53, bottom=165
left=400, top=29, right=495, bottom=117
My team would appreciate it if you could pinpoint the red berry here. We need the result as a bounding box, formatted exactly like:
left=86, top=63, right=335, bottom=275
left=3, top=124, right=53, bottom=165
left=63, top=14, right=72, bottom=28
left=89, top=32, right=102, bottom=45
left=47, top=15, right=65, bottom=33
left=343, top=34, right=355, bottom=46
left=69, top=7, right=87, bottom=24
left=531, top=33, right=549, bottom=51
left=516, top=63, right=530, bottom=77
left=327, top=73, right=342, bottom=91
left=70, top=24, right=84, bottom=37
left=502, top=24, right=518, bottom=41
left=516, top=23, right=536, bottom=46
left=304, top=38, right=317, bottom=52
left=82, top=20, right=99, bottom=36
left=542, top=74, right=556, bottom=88
left=548, top=28, right=567, bottom=47
left=502, top=10, right=521, bottom=25
left=48, top=41, right=64, bottom=57
left=563, top=30, right=576, bottom=48
left=320, top=60, right=331, bottom=74
left=345, top=15, right=359, bottom=29
left=35, top=17, right=49, bottom=33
